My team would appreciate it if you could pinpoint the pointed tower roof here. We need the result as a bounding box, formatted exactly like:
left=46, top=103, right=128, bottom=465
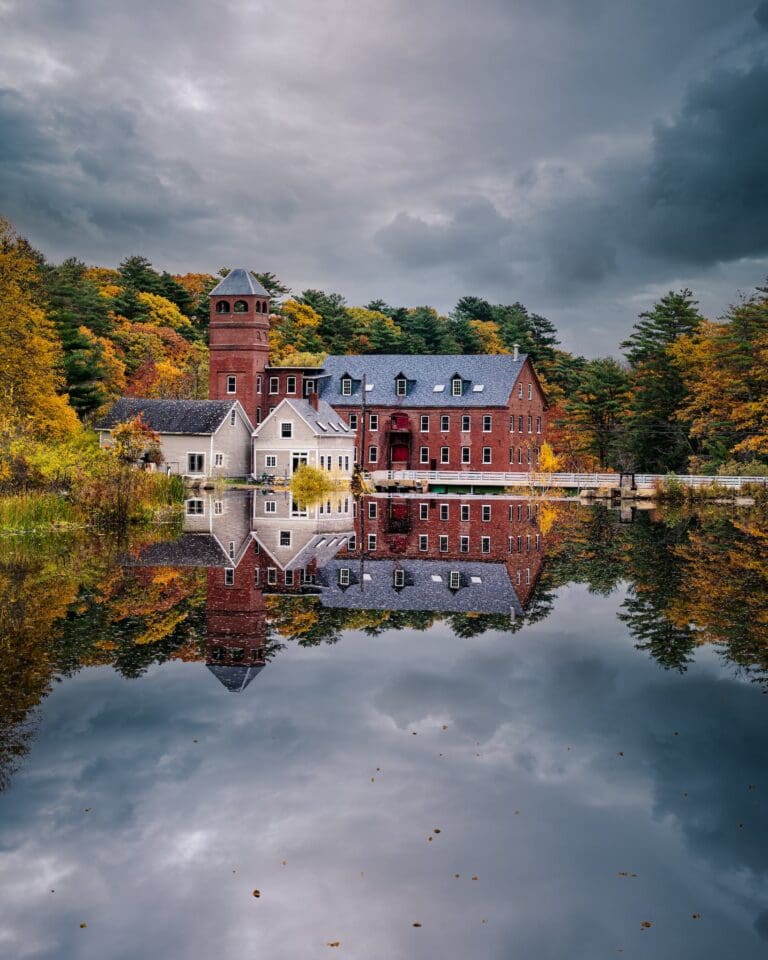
left=206, top=664, right=265, bottom=692
left=209, top=268, right=270, bottom=298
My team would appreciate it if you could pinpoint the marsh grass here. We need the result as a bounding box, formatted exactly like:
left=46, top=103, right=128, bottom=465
left=0, top=493, right=78, bottom=533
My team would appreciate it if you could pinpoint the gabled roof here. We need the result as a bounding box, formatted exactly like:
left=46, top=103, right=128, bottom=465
left=127, top=533, right=230, bottom=568
left=95, top=398, right=243, bottom=435
left=209, top=268, right=270, bottom=298
left=318, top=354, right=528, bottom=407
left=254, top=397, right=350, bottom=437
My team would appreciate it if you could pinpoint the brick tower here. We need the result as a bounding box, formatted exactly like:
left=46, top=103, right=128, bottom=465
left=208, top=268, right=270, bottom=424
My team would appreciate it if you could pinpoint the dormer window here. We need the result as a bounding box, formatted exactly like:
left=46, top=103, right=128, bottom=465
left=233, top=299, right=248, bottom=313
left=341, top=377, right=352, bottom=396
left=451, top=377, right=463, bottom=397
left=449, top=570, right=461, bottom=590
left=215, top=300, right=230, bottom=314
left=393, top=569, right=405, bottom=588
left=395, top=377, right=407, bottom=396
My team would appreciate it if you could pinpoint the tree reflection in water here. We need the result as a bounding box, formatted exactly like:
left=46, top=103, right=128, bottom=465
left=0, top=492, right=766, bottom=791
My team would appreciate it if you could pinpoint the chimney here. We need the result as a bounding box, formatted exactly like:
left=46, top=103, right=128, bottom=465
left=308, top=390, right=319, bottom=411
left=513, top=343, right=519, bottom=361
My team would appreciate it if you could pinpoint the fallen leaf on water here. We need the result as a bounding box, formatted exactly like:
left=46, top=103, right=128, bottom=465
left=80, top=923, right=87, bottom=929
left=252, top=889, right=261, bottom=898
left=617, top=751, right=624, bottom=757
left=434, top=828, right=441, bottom=834
left=691, top=913, right=701, bottom=920
left=454, top=874, right=460, bottom=878
left=471, top=875, right=479, bottom=881
left=371, top=778, right=375, bottom=782
left=748, top=784, right=756, bottom=791
left=514, top=810, right=520, bottom=815
left=84, top=808, right=92, bottom=813
left=326, top=942, right=341, bottom=947
left=412, top=922, right=422, bottom=928
left=412, top=732, right=417, bottom=736
left=428, top=836, right=433, bottom=842
left=282, top=861, right=287, bottom=865
left=442, top=725, right=448, bottom=730
left=640, top=921, right=652, bottom=929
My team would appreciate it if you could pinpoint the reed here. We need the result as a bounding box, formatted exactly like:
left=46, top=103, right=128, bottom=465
left=0, top=492, right=78, bottom=533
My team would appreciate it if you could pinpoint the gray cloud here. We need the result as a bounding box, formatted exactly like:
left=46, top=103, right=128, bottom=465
left=0, top=0, right=767, bottom=351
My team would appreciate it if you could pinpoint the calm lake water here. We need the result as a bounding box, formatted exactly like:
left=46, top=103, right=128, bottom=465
left=1, top=492, right=767, bottom=959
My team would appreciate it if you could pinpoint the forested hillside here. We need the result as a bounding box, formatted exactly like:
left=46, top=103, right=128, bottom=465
left=2, top=217, right=767, bottom=476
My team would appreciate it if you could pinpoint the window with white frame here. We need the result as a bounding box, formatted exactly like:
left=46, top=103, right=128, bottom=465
left=518, top=448, right=523, bottom=464
left=305, top=379, right=316, bottom=395
left=227, top=540, right=235, bottom=559
left=440, top=415, right=450, bottom=432
left=419, top=534, right=428, bottom=551
left=341, top=377, right=352, bottom=396
left=452, top=377, right=463, bottom=396
left=528, top=383, right=533, bottom=400
left=227, top=375, right=237, bottom=394
left=518, top=415, right=524, bottom=431
left=280, top=421, right=293, bottom=438
left=482, top=415, right=492, bottom=432
left=440, top=447, right=449, bottom=463
left=267, top=567, right=277, bottom=585
left=285, top=569, right=294, bottom=586
left=461, top=447, right=470, bottom=464
left=286, top=376, right=296, bottom=394
left=509, top=448, right=515, bottom=463
left=482, top=505, right=491, bottom=521
left=395, top=377, right=407, bottom=396
left=230, top=409, right=237, bottom=426
left=269, top=376, right=279, bottom=394
left=279, top=531, right=291, bottom=547
left=214, top=453, right=224, bottom=467
left=349, top=413, right=358, bottom=430
left=367, top=533, right=376, bottom=551
left=481, top=536, right=490, bottom=553
left=256, top=409, right=262, bottom=423
left=528, top=415, right=533, bottom=433
left=420, top=446, right=429, bottom=464
left=264, top=500, right=276, bottom=513
left=482, top=447, right=492, bottom=463
left=460, top=535, right=469, bottom=553
left=420, top=415, right=429, bottom=432
left=449, top=570, right=461, bottom=590
left=254, top=567, right=260, bottom=585
left=439, top=503, right=449, bottom=520
left=461, top=504, right=469, bottom=521
left=461, top=415, right=470, bottom=431
left=369, top=445, right=378, bottom=463
left=185, top=498, right=204, bottom=515
left=224, top=568, right=234, bottom=586
left=187, top=453, right=205, bottom=474
left=518, top=383, right=523, bottom=398
left=419, top=503, right=428, bottom=519
left=439, top=534, right=448, bottom=552
left=509, top=415, right=515, bottom=433
left=257, top=375, right=262, bottom=394
left=369, top=414, right=378, bottom=431
left=214, top=500, right=223, bottom=515
left=265, top=455, right=277, bottom=468
left=368, top=501, right=377, bottom=519
left=339, top=567, right=350, bottom=586
left=347, top=533, right=357, bottom=550
left=536, top=416, right=542, bottom=434
left=393, top=569, right=405, bottom=587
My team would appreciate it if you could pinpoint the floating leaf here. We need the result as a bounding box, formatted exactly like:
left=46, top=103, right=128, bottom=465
left=253, top=889, right=261, bottom=898
left=640, top=921, right=652, bottom=929
left=412, top=922, right=422, bottom=928
left=691, top=913, right=701, bottom=920
left=326, top=941, right=341, bottom=947
left=79, top=923, right=87, bottom=929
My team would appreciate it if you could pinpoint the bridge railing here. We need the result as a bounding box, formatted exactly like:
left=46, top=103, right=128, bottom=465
left=372, top=470, right=768, bottom=490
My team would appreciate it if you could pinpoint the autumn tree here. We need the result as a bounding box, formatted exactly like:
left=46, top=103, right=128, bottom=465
left=0, top=219, right=79, bottom=445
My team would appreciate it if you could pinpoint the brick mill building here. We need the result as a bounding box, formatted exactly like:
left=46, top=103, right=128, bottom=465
left=208, top=268, right=548, bottom=476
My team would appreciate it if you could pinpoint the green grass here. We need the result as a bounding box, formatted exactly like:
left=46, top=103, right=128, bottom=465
left=0, top=493, right=78, bottom=533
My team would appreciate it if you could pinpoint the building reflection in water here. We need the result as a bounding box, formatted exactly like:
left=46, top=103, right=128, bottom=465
left=132, top=490, right=548, bottom=691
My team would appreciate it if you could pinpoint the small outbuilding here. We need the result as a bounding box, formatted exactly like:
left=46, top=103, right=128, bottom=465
left=95, top=397, right=254, bottom=479
left=252, top=396, right=355, bottom=481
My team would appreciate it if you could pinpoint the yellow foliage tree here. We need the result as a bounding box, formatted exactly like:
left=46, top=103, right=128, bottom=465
left=138, top=291, right=194, bottom=332
left=468, top=319, right=509, bottom=355
left=0, top=219, right=79, bottom=444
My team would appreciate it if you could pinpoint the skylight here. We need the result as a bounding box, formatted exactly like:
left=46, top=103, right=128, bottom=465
left=316, top=421, right=327, bottom=431
left=471, top=576, right=482, bottom=584
left=431, top=574, right=443, bottom=583
left=433, top=384, right=445, bottom=392
left=365, top=383, right=374, bottom=392
left=363, top=573, right=372, bottom=581
left=472, top=384, right=485, bottom=392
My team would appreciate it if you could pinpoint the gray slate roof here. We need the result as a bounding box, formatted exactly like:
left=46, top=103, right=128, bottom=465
left=255, top=398, right=351, bottom=437
left=207, top=664, right=264, bottom=693
left=95, top=398, right=237, bottom=434
left=127, top=534, right=230, bottom=568
left=209, top=268, right=270, bottom=298
left=317, top=354, right=527, bottom=408
left=317, top=559, right=523, bottom=615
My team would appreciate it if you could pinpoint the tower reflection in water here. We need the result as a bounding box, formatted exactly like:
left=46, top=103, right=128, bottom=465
left=132, top=490, right=548, bottom=691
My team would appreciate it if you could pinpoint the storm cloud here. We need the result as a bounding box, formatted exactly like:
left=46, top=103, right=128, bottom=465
left=1, top=0, right=767, bottom=351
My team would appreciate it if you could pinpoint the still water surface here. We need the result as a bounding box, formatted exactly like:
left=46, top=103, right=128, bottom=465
left=0, top=493, right=766, bottom=959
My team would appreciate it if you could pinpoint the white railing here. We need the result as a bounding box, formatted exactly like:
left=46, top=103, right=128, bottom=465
left=371, top=470, right=768, bottom=490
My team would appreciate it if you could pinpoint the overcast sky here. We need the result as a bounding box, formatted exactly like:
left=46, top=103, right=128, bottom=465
left=1, top=0, right=768, bottom=353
